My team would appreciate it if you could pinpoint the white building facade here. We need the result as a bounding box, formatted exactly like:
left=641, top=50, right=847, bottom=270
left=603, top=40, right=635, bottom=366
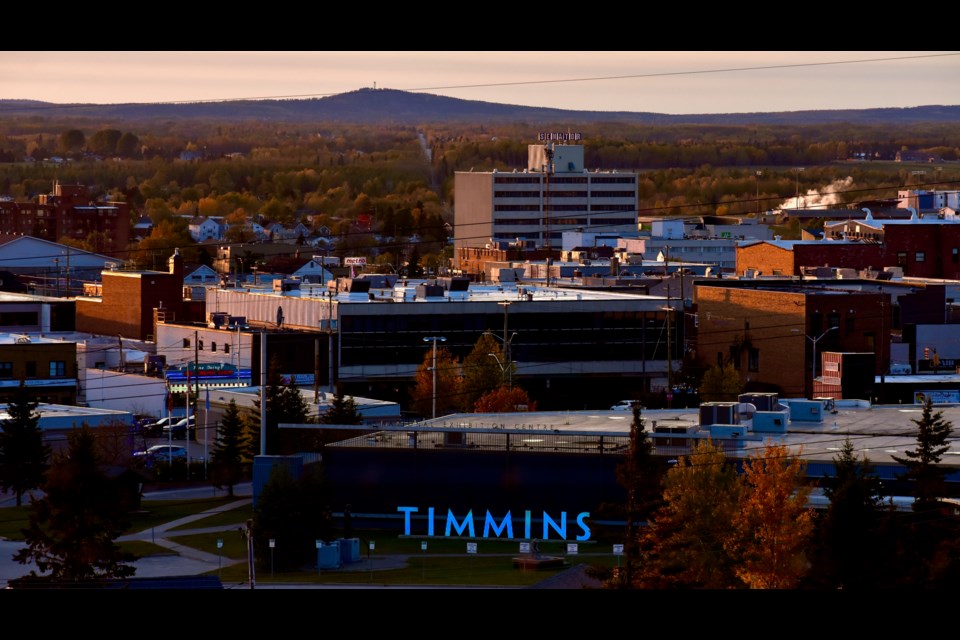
left=454, top=143, right=638, bottom=250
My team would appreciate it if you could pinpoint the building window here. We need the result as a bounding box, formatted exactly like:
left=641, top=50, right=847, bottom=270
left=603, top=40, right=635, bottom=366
left=49, top=361, right=65, bottom=377
left=748, top=348, right=760, bottom=373
left=224, top=343, right=230, bottom=354
left=846, top=316, right=855, bottom=333
left=211, top=342, right=217, bottom=353
left=0, top=362, right=11, bottom=379
left=198, top=339, right=204, bottom=351
left=183, top=338, right=190, bottom=348
left=25, top=361, right=36, bottom=378
left=897, top=252, right=907, bottom=268
left=953, top=248, right=958, bottom=263
left=828, top=313, right=840, bottom=329
left=729, top=346, right=740, bottom=370
left=916, top=252, right=925, bottom=263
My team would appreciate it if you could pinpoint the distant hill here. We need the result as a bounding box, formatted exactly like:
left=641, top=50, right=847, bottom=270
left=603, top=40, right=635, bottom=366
left=1, top=89, right=958, bottom=125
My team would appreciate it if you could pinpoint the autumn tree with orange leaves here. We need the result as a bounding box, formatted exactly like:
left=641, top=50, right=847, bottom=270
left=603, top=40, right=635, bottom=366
left=726, top=442, right=815, bottom=589
left=473, top=386, right=536, bottom=413
left=410, top=347, right=461, bottom=418
left=633, top=439, right=742, bottom=589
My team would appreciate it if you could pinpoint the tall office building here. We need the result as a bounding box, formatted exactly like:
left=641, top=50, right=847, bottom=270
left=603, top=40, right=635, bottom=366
left=454, top=143, right=638, bottom=253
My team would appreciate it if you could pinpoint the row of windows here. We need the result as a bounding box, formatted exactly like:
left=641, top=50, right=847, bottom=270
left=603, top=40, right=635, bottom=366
left=496, top=204, right=592, bottom=212
left=495, top=219, right=541, bottom=226
left=494, top=191, right=539, bottom=198
left=590, top=191, right=635, bottom=198
left=591, top=177, right=636, bottom=184
left=590, top=204, right=636, bottom=212
left=494, top=205, right=540, bottom=212
left=493, top=177, right=540, bottom=184
left=553, top=218, right=588, bottom=225
left=0, top=360, right=67, bottom=378
left=492, top=176, right=636, bottom=185
left=182, top=338, right=230, bottom=353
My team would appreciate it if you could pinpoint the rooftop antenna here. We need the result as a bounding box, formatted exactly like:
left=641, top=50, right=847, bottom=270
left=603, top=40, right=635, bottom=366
left=543, top=145, right=554, bottom=252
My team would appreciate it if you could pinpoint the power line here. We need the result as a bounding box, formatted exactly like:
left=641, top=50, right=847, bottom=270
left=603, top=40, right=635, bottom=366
left=1, top=52, right=957, bottom=111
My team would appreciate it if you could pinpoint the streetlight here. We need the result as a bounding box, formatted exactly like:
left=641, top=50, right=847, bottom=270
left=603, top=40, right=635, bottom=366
left=794, top=167, right=805, bottom=211
left=423, top=336, right=446, bottom=419
left=807, top=326, right=838, bottom=391
left=497, top=301, right=515, bottom=389
left=487, top=353, right=507, bottom=389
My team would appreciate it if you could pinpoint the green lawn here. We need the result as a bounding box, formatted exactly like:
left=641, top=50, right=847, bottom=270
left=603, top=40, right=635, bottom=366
left=173, top=531, right=248, bottom=560
left=125, top=497, right=241, bottom=533
left=118, top=540, right=175, bottom=559
left=212, top=554, right=616, bottom=587
left=0, top=506, right=31, bottom=541
left=166, top=503, right=252, bottom=532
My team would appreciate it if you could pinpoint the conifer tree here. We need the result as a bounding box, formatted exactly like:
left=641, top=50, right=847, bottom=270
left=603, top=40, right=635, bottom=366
left=0, top=379, right=50, bottom=506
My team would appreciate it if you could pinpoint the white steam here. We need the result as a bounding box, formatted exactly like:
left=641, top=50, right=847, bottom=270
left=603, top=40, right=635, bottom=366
left=778, top=176, right=854, bottom=211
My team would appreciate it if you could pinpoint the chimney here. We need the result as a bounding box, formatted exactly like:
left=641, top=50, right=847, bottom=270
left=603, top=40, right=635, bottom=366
left=168, top=247, right=184, bottom=279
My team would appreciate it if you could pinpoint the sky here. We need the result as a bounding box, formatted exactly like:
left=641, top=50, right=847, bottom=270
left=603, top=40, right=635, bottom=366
left=2, top=51, right=959, bottom=115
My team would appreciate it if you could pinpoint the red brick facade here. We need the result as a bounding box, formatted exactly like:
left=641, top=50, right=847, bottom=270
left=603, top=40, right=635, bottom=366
left=0, top=183, right=129, bottom=256
left=736, top=242, right=886, bottom=277
left=76, top=251, right=186, bottom=341
left=696, top=284, right=888, bottom=398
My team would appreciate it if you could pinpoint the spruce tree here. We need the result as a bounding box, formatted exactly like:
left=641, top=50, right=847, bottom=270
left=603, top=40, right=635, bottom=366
left=211, top=400, right=248, bottom=498
left=320, top=391, right=362, bottom=425
left=0, top=380, right=50, bottom=506
left=892, top=396, right=954, bottom=512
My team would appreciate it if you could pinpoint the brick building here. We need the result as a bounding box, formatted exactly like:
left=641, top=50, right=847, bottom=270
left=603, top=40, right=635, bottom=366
left=0, top=335, right=77, bottom=404
left=740, top=217, right=960, bottom=280
left=76, top=249, right=199, bottom=341
left=696, top=281, right=888, bottom=399
left=0, top=182, right=129, bottom=255
left=736, top=239, right=886, bottom=277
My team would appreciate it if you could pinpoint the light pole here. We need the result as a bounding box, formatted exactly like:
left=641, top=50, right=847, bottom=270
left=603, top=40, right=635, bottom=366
left=807, top=326, right=837, bottom=394
left=497, top=301, right=514, bottom=389
left=755, top=170, right=763, bottom=216
left=487, top=353, right=507, bottom=389
left=794, top=167, right=805, bottom=211
left=423, top=336, right=446, bottom=419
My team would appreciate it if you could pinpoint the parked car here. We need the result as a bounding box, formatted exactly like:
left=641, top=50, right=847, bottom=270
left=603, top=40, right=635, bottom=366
left=162, top=415, right=196, bottom=440
left=142, top=416, right=183, bottom=438
left=133, top=445, right=187, bottom=466
left=610, top=400, right=638, bottom=411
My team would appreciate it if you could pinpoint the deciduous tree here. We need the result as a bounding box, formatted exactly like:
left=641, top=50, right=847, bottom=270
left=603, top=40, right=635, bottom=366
left=698, top=363, right=743, bottom=402
left=14, top=426, right=135, bottom=581
left=727, top=442, right=814, bottom=589
left=410, top=347, right=461, bottom=418
left=460, top=333, right=509, bottom=411
left=473, top=386, right=535, bottom=413
left=635, top=439, right=742, bottom=589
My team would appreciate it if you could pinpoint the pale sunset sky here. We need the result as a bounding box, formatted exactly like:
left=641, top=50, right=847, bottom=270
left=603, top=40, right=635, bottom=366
left=2, top=51, right=958, bottom=114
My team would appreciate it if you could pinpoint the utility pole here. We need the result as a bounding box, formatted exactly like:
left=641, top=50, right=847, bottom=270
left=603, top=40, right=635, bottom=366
left=423, top=336, right=446, bottom=419
left=193, top=329, right=198, bottom=442
left=666, top=286, right=673, bottom=409
left=245, top=519, right=256, bottom=589
left=260, top=331, right=267, bottom=456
